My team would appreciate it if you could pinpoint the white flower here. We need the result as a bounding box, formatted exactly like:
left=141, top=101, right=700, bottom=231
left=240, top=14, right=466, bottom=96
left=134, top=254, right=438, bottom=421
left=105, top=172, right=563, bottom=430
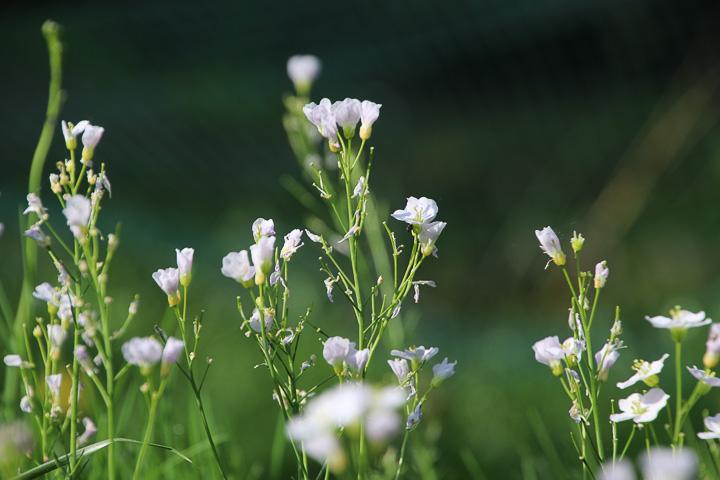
left=305, top=229, right=322, bottom=243
left=176, top=248, right=194, bottom=286
left=595, top=342, right=620, bottom=379
left=598, top=460, right=636, bottom=480
left=61, top=120, right=89, bottom=149
left=646, top=308, right=711, bottom=330
left=252, top=218, right=275, bottom=242
left=535, top=226, right=566, bottom=267
left=532, top=336, right=569, bottom=375
left=250, top=236, right=276, bottom=281
left=346, top=347, right=369, bottom=374
left=48, top=324, right=67, bottom=348
left=303, top=99, right=338, bottom=144
left=20, top=396, right=32, bottom=413
left=432, top=357, right=457, bottom=384
left=81, top=124, right=104, bottom=161
left=33, top=282, right=59, bottom=306
left=152, top=267, right=180, bottom=306
left=323, top=337, right=352, bottom=369
left=281, top=229, right=304, bottom=261
left=332, top=98, right=361, bottom=136
left=392, top=197, right=438, bottom=226
left=639, top=447, right=696, bottom=480
left=687, top=366, right=720, bottom=387
left=77, top=417, right=97, bottom=446
left=162, top=337, right=184, bottom=366
left=704, top=323, right=720, bottom=368
left=324, top=276, right=336, bottom=302
left=24, top=225, right=50, bottom=247
left=287, top=55, right=320, bottom=92
left=121, top=337, right=163, bottom=369
left=248, top=308, right=274, bottom=334
left=46, top=374, right=62, bottom=398
left=388, top=358, right=410, bottom=383
left=359, top=100, right=381, bottom=140
left=3, top=355, right=24, bottom=368
left=63, top=195, right=91, bottom=239
left=610, top=388, right=669, bottom=424
left=698, top=413, right=720, bottom=440
left=594, top=260, right=609, bottom=288
left=418, top=221, right=446, bottom=257
left=391, top=346, right=438, bottom=366
left=221, top=250, right=255, bottom=286
left=616, top=354, right=669, bottom=389
left=23, top=193, right=47, bottom=219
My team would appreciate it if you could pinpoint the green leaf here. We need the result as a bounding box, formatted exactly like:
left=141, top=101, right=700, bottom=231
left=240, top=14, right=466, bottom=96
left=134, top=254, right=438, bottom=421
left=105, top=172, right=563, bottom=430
left=12, top=437, right=192, bottom=480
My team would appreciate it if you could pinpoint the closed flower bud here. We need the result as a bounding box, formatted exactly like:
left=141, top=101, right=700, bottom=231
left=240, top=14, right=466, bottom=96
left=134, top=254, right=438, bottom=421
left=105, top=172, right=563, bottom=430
left=81, top=124, right=104, bottom=163
left=594, top=261, right=609, bottom=289
left=176, top=247, right=194, bottom=287
left=61, top=120, right=88, bottom=151
left=359, top=100, right=381, bottom=140
left=535, top=226, right=566, bottom=267
left=161, top=337, right=184, bottom=376
left=152, top=267, right=180, bottom=306
left=250, top=236, right=276, bottom=284
left=570, top=231, right=585, bottom=253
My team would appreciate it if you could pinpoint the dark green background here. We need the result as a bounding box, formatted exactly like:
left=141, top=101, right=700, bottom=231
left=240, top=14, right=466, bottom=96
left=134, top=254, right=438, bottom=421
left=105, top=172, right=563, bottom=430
left=2, top=0, right=720, bottom=477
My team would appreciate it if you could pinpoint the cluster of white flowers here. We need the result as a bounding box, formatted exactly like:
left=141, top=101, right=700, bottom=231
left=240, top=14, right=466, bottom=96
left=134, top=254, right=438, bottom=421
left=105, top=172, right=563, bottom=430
left=286, top=383, right=405, bottom=472
left=152, top=248, right=194, bottom=306
left=303, top=97, right=381, bottom=149
left=121, top=336, right=183, bottom=377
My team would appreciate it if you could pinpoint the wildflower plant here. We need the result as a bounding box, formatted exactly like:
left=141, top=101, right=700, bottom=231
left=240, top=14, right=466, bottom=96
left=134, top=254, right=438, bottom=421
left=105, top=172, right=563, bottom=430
left=532, top=226, right=720, bottom=478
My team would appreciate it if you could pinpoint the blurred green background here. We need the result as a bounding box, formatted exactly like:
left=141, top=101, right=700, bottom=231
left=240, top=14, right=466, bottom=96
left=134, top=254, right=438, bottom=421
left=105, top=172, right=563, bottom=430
left=2, top=0, right=720, bottom=478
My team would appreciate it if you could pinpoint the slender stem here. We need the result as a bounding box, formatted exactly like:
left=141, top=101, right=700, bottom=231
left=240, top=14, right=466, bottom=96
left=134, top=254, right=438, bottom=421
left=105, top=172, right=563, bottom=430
left=394, top=428, right=410, bottom=480
left=673, top=340, right=683, bottom=445
left=619, top=426, right=636, bottom=460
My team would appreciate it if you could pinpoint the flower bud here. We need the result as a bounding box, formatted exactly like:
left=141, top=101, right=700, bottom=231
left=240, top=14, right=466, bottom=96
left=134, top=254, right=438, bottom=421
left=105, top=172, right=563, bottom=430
left=570, top=231, right=585, bottom=253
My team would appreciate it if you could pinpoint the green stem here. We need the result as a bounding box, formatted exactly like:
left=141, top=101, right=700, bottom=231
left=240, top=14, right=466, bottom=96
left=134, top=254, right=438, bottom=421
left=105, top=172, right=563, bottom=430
left=132, top=383, right=165, bottom=480
left=395, top=428, right=410, bottom=480
left=673, top=340, right=683, bottom=445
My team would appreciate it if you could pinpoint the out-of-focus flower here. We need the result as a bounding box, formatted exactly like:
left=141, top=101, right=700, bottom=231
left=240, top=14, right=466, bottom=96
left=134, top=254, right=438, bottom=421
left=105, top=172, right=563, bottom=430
left=24, top=225, right=51, bottom=247
left=152, top=267, right=180, bottom=306
left=176, top=248, right=194, bottom=287
left=431, top=357, right=457, bottom=385
left=704, top=323, right=720, bottom=368
left=3, top=355, right=31, bottom=369
left=33, top=282, right=59, bottom=307
left=610, top=388, right=669, bottom=424
left=121, top=337, right=163, bottom=372
left=20, top=395, right=32, bottom=413
left=639, top=447, right=696, bottom=480
left=250, top=236, right=276, bottom=284
left=281, top=229, right=304, bottom=261
left=221, top=250, right=255, bottom=287
left=412, top=280, right=436, bottom=303
left=305, top=229, right=322, bottom=243
left=617, top=354, right=669, bottom=389
left=687, top=366, right=720, bottom=387
left=77, top=417, right=97, bottom=446
left=407, top=404, right=422, bottom=429
left=391, top=346, right=438, bottom=367
left=570, top=231, right=585, bottom=254
left=535, top=226, right=565, bottom=267
left=286, top=383, right=405, bottom=473
left=287, top=55, right=320, bottom=94
left=81, top=124, right=104, bottom=162
left=352, top=176, right=365, bottom=198
left=46, top=374, right=62, bottom=399
left=598, top=460, right=636, bottom=480
left=63, top=194, right=91, bottom=239
left=391, top=197, right=438, bottom=226
left=346, top=346, right=369, bottom=374
left=248, top=308, right=274, bottom=334
left=252, top=218, right=275, bottom=242
left=324, top=276, right=336, bottom=302
left=23, top=193, right=47, bottom=220
left=161, top=337, right=184, bottom=375
left=594, top=261, right=609, bottom=288
left=323, top=337, right=352, bottom=371
left=359, top=100, right=381, bottom=140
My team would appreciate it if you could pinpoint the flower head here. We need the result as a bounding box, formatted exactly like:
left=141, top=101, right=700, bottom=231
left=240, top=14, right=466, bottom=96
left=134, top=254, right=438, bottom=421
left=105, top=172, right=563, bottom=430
left=303, top=99, right=339, bottom=148
left=250, top=235, right=276, bottom=283
left=698, top=413, right=720, bottom=440
left=687, top=366, right=720, bottom=387
left=121, top=337, right=163, bottom=371
left=248, top=308, right=274, bottom=334
left=418, top=221, right=446, bottom=257
left=535, top=226, right=565, bottom=267
left=221, top=250, right=255, bottom=287
left=252, top=218, right=275, bottom=242
left=391, top=197, right=438, bottom=226
left=391, top=346, right=439, bottom=367
left=63, top=195, right=92, bottom=239
left=610, top=388, right=669, bottom=424
left=388, top=358, right=410, bottom=383
left=81, top=124, right=104, bottom=162
left=532, top=336, right=583, bottom=376
left=359, top=100, right=381, bottom=140
left=594, top=260, right=609, bottom=288
left=287, top=55, right=321, bottom=94
left=281, top=229, right=304, bottom=261
left=616, top=354, right=669, bottom=389
left=645, top=307, right=711, bottom=334
left=161, top=337, right=184, bottom=375
left=431, top=357, right=457, bottom=385
left=332, top=98, right=361, bottom=137
left=152, top=267, right=180, bottom=306
left=595, top=342, right=621, bottom=381
left=23, top=193, right=47, bottom=220
left=176, top=248, right=194, bottom=287
left=61, top=120, right=89, bottom=150
left=323, top=337, right=352, bottom=370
